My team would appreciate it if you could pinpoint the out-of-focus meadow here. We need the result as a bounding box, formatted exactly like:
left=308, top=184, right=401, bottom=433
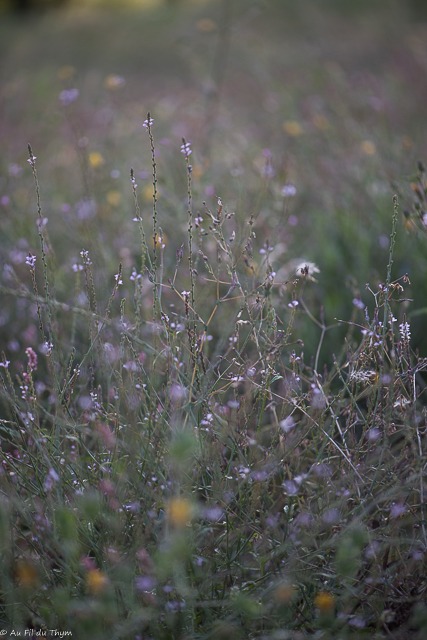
left=1, top=0, right=427, bottom=355
left=1, top=1, right=427, bottom=638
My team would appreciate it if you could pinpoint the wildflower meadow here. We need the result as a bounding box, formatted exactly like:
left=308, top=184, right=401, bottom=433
left=0, top=0, right=426, bottom=638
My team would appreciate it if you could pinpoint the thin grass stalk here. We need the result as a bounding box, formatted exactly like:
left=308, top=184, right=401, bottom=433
left=383, top=195, right=399, bottom=334
left=143, top=113, right=160, bottom=322
left=27, top=145, right=54, bottom=347
left=130, top=167, right=150, bottom=274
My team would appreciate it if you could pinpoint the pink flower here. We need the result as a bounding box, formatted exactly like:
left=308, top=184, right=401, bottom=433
left=25, top=347, right=38, bottom=371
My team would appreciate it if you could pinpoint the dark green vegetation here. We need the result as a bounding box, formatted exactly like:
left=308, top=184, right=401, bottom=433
left=0, top=1, right=426, bottom=638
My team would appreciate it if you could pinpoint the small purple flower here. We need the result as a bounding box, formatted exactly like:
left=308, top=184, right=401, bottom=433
left=76, top=198, right=97, bottom=221
left=130, top=268, right=142, bottom=282
left=135, top=575, right=156, bottom=592
left=8, top=163, right=23, bottom=178
left=44, top=468, right=60, bottom=492
left=203, top=506, right=224, bottom=522
left=280, top=416, right=295, bottom=433
left=352, top=298, right=365, bottom=310
left=180, top=140, right=192, bottom=158
left=322, top=508, right=340, bottom=525
left=251, top=470, right=269, bottom=481
left=263, top=161, right=275, bottom=179
left=266, top=513, right=280, bottom=527
left=365, top=540, right=381, bottom=559
left=36, top=217, right=48, bottom=230
left=348, top=616, right=366, bottom=629
left=293, top=512, right=314, bottom=528
left=281, top=184, right=297, bottom=197
left=143, top=116, right=154, bottom=129
left=25, top=253, right=36, bottom=268
left=123, top=360, right=139, bottom=372
left=124, top=502, right=140, bottom=513
left=165, top=600, right=186, bottom=612
left=367, top=427, right=381, bottom=442
left=227, top=400, right=240, bottom=409
left=390, top=503, right=407, bottom=519
left=399, top=322, right=411, bottom=343
left=237, top=465, right=251, bottom=479
left=80, top=555, right=96, bottom=571
left=20, top=376, right=29, bottom=399
left=336, top=487, right=350, bottom=498
left=169, top=383, right=187, bottom=405
left=283, top=480, right=299, bottom=496
left=311, top=463, right=332, bottom=478
left=59, top=88, right=79, bottom=106
left=42, top=341, right=54, bottom=356
left=80, top=249, right=92, bottom=265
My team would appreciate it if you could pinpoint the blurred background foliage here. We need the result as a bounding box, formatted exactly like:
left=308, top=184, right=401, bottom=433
left=1, top=0, right=427, bottom=364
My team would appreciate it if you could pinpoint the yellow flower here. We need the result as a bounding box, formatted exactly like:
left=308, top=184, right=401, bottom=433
left=106, top=190, right=122, bottom=207
left=283, top=120, right=303, bottom=137
left=360, top=140, right=376, bottom=156
left=88, top=152, right=105, bottom=169
left=142, top=184, right=163, bottom=202
left=86, top=568, right=109, bottom=595
left=314, top=591, right=335, bottom=614
left=167, top=497, right=193, bottom=528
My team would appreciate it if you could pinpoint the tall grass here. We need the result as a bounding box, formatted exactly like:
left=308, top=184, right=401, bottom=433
left=0, top=112, right=426, bottom=639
